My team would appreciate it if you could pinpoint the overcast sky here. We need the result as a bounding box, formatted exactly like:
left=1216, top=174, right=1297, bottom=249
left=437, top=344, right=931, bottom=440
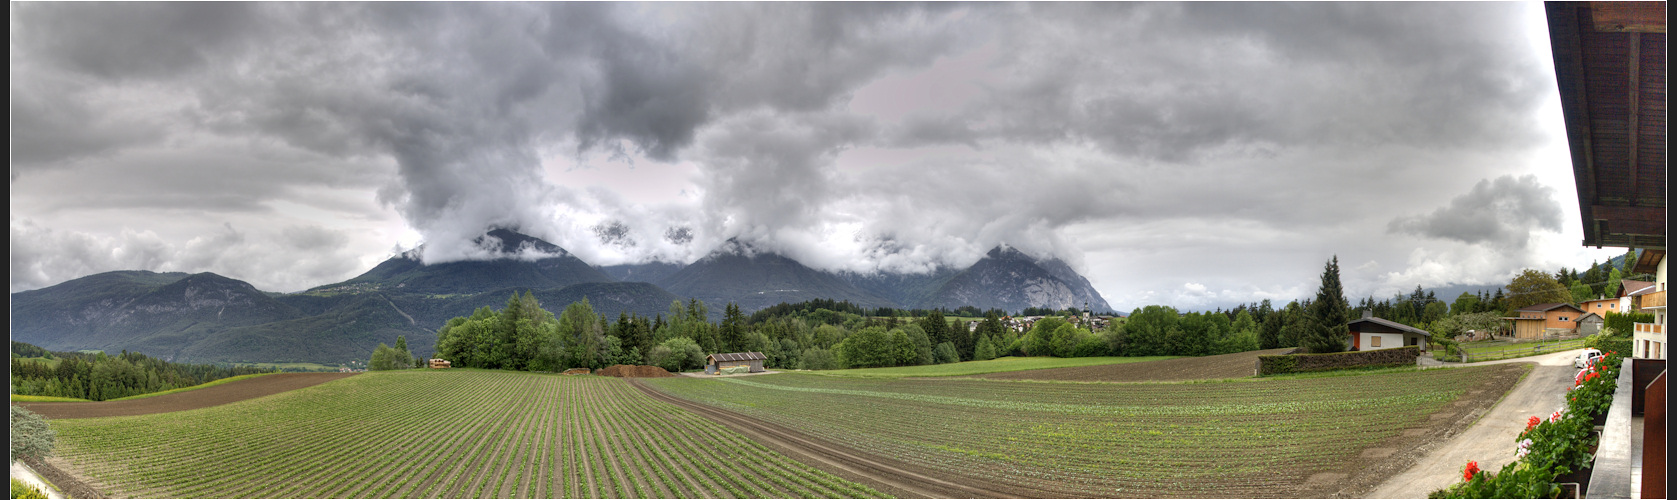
left=10, top=2, right=1626, bottom=310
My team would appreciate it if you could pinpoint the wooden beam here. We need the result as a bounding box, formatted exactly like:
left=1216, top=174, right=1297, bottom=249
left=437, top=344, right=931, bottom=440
left=1547, top=3, right=1601, bottom=244
left=1590, top=2, right=1666, bottom=33
left=1592, top=205, right=1667, bottom=222
left=1627, top=34, right=1640, bottom=204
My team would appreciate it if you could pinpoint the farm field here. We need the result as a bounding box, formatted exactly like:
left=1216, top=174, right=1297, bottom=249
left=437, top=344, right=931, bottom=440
left=19, top=373, right=352, bottom=419
left=818, top=355, right=1177, bottom=378
left=644, top=363, right=1530, bottom=498
left=46, top=369, right=886, bottom=499
left=976, top=348, right=1295, bottom=383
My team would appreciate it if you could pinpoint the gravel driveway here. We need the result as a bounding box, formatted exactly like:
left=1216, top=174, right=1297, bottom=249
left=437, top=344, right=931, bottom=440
left=1364, top=349, right=1588, bottom=498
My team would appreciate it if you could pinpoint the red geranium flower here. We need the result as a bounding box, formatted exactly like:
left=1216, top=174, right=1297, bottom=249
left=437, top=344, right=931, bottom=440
left=1527, top=416, right=1541, bottom=431
left=1463, top=461, right=1480, bottom=481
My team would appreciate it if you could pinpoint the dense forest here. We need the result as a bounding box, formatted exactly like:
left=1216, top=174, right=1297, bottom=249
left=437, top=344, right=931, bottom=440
left=10, top=341, right=274, bottom=401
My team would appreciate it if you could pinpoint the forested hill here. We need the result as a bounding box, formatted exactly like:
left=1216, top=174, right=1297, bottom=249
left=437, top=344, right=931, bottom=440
left=10, top=341, right=274, bottom=401
left=10, top=270, right=680, bottom=365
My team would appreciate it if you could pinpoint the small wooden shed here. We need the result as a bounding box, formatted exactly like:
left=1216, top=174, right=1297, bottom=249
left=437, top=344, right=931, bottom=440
left=705, top=352, right=766, bottom=374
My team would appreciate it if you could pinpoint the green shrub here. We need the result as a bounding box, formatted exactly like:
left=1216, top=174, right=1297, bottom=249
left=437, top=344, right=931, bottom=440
left=1602, top=312, right=1652, bottom=337
left=9, top=404, right=55, bottom=463
left=1258, top=347, right=1417, bottom=375
left=1262, top=355, right=1299, bottom=374
left=11, top=478, right=48, bottom=500
left=1583, top=332, right=1631, bottom=359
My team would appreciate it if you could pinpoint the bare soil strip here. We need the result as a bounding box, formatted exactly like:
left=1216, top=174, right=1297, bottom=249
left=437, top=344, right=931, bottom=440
left=975, top=348, right=1296, bottom=382
left=15, top=372, right=356, bottom=419
left=25, top=456, right=104, bottom=500
left=629, top=379, right=1020, bottom=499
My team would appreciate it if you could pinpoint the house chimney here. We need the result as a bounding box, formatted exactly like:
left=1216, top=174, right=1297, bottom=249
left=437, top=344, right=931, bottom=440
left=1362, top=310, right=1373, bottom=319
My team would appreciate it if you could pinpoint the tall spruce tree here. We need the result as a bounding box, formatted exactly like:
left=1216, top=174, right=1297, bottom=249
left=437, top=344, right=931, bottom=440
left=720, top=302, right=747, bottom=353
left=920, top=311, right=951, bottom=346
left=1303, top=256, right=1350, bottom=353
left=949, top=318, right=973, bottom=361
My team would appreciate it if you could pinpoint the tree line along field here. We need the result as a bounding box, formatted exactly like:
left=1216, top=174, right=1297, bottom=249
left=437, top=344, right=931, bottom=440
left=644, top=364, right=1530, bottom=498
left=47, top=370, right=885, bottom=499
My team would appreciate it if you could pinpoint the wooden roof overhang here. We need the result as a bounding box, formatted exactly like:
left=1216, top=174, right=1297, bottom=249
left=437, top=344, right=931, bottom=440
left=1545, top=2, right=1667, bottom=250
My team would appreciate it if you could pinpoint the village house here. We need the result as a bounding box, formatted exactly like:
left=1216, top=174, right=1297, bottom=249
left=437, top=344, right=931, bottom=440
left=1629, top=253, right=1666, bottom=360
left=1347, top=311, right=1430, bottom=352
left=1622, top=279, right=1659, bottom=312
left=1505, top=303, right=1585, bottom=340
left=1579, top=296, right=1624, bottom=317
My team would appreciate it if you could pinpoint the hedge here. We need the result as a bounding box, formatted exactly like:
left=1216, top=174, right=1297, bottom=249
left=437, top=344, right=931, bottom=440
left=1602, top=311, right=1653, bottom=336
left=1257, top=346, right=1419, bottom=375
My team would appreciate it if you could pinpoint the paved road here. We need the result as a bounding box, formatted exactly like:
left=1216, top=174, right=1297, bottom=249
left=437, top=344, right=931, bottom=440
left=1365, top=349, right=1588, bottom=498
left=11, top=460, right=65, bottom=499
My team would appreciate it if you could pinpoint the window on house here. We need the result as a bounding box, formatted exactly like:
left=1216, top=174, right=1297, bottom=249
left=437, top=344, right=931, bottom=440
left=1371, top=336, right=1382, bottom=347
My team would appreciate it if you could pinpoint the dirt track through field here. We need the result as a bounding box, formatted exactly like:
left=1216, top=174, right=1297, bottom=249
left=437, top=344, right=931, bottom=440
left=629, top=379, right=1019, bottom=499
left=15, top=372, right=355, bottom=419
left=974, top=348, right=1296, bottom=382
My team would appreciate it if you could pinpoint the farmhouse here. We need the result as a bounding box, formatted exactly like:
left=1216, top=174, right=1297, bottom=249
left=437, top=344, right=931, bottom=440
left=428, top=358, right=451, bottom=369
left=705, top=352, right=766, bottom=374
left=1579, top=296, right=1624, bottom=316
left=1347, top=311, right=1430, bottom=352
left=1504, top=303, right=1585, bottom=340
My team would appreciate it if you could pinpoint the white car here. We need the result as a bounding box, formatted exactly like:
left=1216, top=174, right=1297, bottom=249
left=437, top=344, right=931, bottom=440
left=1573, top=348, right=1604, bottom=369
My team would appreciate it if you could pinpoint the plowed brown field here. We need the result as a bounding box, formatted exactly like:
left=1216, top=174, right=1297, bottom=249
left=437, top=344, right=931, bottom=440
left=16, top=372, right=355, bottom=419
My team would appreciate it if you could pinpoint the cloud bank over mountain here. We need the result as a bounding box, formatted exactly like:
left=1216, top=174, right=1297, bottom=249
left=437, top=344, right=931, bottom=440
left=10, top=3, right=1621, bottom=306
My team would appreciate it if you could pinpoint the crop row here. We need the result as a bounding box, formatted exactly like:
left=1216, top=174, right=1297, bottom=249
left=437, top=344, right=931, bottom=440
left=49, top=369, right=887, bottom=498
left=645, top=365, right=1522, bottom=497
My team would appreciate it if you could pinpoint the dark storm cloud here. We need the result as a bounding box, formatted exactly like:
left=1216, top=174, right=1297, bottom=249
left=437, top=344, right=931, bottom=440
left=1388, top=175, right=1563, bottom=251
left=8, top=85, right=167, bottom=170
left=882, top=2, right=1549, bottom=162
left=11, top=2, right=265, bottom=79
left=13, top=2, right=1585, bottom=306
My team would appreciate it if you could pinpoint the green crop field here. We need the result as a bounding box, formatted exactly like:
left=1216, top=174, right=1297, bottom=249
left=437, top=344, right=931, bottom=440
left=817, top=355, right=1177, bottom=378
left=49, top=370, right=886, bottom=499
left=646, top=365, right=1525, bottom=497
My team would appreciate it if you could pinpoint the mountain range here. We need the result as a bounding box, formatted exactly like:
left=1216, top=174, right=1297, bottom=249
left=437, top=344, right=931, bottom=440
left=11, top=229, right=1114, bottom=365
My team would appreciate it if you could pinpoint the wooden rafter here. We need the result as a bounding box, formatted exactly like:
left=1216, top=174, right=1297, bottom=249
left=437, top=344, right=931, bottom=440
left=1590, top=2, right=1666, bottom=33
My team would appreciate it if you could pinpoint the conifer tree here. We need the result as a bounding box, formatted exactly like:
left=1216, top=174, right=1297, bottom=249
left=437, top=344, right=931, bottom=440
left=1303, top=256, right=1350, bottom=353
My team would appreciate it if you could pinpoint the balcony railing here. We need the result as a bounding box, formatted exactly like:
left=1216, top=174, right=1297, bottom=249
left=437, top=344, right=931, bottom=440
left=1640, top=290, right=1665, bottom=309
left=1635, top=322, right=1663, bottom=335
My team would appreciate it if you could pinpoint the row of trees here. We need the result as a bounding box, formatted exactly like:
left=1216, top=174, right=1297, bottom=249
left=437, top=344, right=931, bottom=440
left=9, top=343, right=274, bottom=401
left=407, top=253, right=1640, bottom=373
left=415, top=258, right=1361, bottom=374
